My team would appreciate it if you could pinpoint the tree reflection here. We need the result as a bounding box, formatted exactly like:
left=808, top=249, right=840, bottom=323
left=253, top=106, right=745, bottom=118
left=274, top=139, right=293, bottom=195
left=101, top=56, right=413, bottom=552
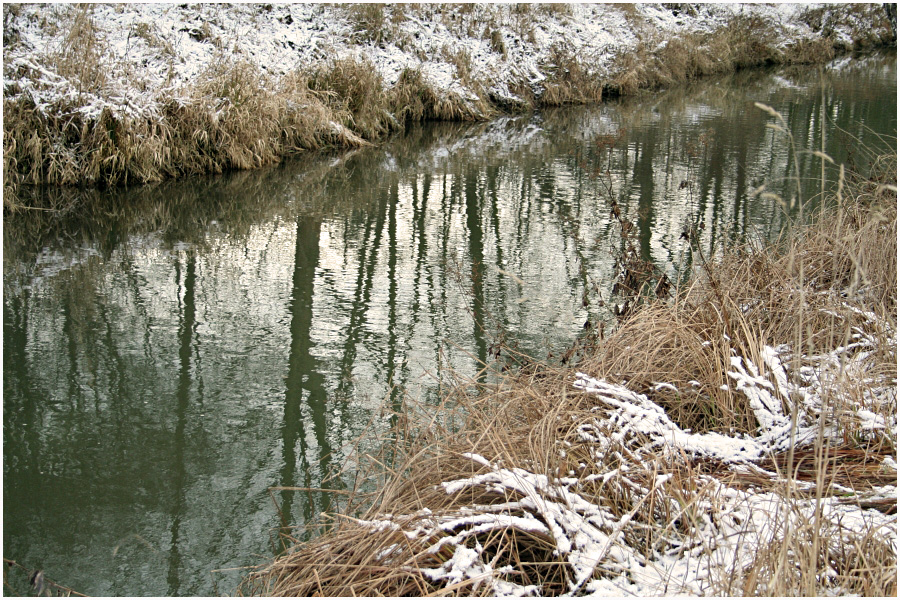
left=463, top=166, right=489, bottom=373
left=279, top=216, right=333, bottom=545
left=167, top=250, right=196, bottom=595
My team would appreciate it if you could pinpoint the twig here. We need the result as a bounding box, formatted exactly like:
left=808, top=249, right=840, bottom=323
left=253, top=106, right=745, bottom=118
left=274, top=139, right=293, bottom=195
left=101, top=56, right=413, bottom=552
left=3, top=558, right=87, bottom=597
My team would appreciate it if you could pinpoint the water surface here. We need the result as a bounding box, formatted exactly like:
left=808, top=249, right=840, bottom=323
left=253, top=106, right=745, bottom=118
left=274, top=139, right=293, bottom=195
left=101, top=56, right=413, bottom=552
left=3, top=52, right=896, bottom=596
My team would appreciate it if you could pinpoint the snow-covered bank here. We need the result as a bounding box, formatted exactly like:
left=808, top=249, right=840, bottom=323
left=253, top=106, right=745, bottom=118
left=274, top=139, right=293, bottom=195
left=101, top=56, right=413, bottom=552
left=3, top=3, right=894, bottom=204
left=4, top=3, right=892, bottom=114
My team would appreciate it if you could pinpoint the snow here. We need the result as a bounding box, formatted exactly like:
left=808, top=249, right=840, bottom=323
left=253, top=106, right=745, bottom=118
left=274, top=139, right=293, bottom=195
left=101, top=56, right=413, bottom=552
left=4, top=3, right=883, bottom=133
left=352, top=446, right=896, bottom=595
left=422, top=544, right=540, bottom=597
left=341, top=329, right=895, bottom=596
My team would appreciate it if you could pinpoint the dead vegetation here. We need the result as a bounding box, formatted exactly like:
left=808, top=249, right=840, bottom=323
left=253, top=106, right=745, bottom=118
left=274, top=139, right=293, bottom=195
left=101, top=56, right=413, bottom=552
left=583, top=169, right=897, bottom=437
left=608, top=11, right=840, bottom=96
left=3, top=48, right=369, bottom=212
left=4, top=558, right=86, bottom=597
left=4, top=4, right=895, bottom=209
left=539, top=42, right=604, bottom=106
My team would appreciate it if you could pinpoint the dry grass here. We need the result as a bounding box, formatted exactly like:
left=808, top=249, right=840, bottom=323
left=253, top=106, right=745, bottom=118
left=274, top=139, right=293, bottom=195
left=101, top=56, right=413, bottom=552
left=799, top=3, right=896, bottom=52
left=723, top=495, right=897, bottom=596
left=239, top=367, right=594, bottom=596
left=584, top=172, right=897, bottom=437
left=308, top=57, right=397, bottom=141
left=241, top=154, right=896, bottom=595
left=609, top=10, right=840, bottom=96
left=51, top=5, right=108, bottom=97
left=4, top=43, right=494, bottom=211
left=3, top=53, right=369, bottom=211
left=344, top=3, right=403, bottom=46
left=4, top=558, right=86, bottom=597
left=3, top=4, right=892, bottom=208
left=390, top=66, right=493, bottom=123
left=538, top=42, right=604, bottom=107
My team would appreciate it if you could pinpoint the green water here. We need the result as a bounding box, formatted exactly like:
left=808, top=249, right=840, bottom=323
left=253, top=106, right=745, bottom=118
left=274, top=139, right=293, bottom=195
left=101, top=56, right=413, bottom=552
left=3, top=53, right=895, bottom=596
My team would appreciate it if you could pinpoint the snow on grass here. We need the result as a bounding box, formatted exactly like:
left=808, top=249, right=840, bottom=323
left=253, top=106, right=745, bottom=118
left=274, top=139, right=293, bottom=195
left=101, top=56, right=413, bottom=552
left=3, top=3, right=883, bottom=125
left=5, top=3, right=891, bottom=196
left=337, top=335, right=895, bottom=596
left=348, top=446, right=895, bottom=595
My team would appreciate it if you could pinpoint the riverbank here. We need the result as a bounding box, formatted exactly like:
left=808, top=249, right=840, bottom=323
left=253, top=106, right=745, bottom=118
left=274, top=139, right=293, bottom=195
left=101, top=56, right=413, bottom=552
left=240, top=147, right=897, bottom=595
left=3, top=3, right=895, bottom=210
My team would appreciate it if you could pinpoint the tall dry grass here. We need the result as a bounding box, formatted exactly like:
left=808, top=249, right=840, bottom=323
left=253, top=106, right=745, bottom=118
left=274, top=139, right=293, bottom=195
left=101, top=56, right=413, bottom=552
left=3, top=51, right=370, bottom=212
left=5, top=4, right=893, bottom=209
left=539, top=42, right=604, bottom=106
left=609, top=10, right=842, bottom=96
left=3, top=51, right=488, bottom=212
left=583, top=170, right=896, bottom=437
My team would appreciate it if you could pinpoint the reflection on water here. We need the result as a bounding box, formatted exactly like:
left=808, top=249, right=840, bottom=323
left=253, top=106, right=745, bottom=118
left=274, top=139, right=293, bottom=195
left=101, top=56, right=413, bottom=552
left=3, top=53, right=895, bottom=596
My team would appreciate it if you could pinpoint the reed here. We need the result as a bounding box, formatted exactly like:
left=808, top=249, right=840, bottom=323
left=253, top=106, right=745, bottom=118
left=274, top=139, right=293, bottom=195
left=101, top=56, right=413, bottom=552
left=538, top=42, right=604, bottom=106
left=3, top=56, right=370, bottom=211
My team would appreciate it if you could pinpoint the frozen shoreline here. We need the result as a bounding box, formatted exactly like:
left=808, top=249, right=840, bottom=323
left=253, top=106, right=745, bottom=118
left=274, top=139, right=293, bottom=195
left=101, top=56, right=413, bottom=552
left=3, top=3, right=895, bottom=201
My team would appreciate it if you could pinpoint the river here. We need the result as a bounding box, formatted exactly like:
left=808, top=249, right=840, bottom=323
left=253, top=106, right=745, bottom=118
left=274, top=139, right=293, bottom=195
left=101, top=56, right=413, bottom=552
left=3, top=52, right=895, bottom=596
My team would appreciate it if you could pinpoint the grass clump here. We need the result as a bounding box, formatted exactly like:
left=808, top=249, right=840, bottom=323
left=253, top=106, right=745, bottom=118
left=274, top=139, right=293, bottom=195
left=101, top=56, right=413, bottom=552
left=51, top=5, right=108, bottom=97
left=241, top=148, right=896, bottom=596
left=608, top=7, right=853, bottom=96
left=390, top=66, right=493, bottom=123
left=539, top=42, right=604, bottom=106
left=3, top=49, right=369, bottom=211
left=345, top=3, right=389, bottom=45
left=308, top=57, right=396, bottom=141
